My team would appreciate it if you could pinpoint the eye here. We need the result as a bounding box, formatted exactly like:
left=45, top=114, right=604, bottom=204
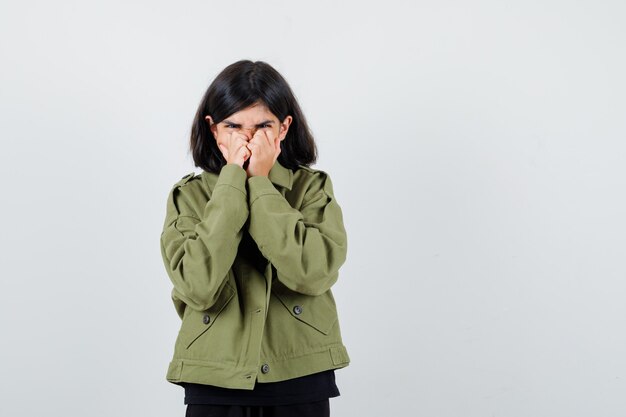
left=260, top=124, right=271, bottom=128
left=225, top=123, right=237, bottom=129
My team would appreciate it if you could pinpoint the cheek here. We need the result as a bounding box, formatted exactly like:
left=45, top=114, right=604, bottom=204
left=213, top=129, right=228, bottom=143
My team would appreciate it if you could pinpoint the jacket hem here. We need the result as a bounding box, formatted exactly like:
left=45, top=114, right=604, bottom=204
left=166, top=344, right=350, bottom=390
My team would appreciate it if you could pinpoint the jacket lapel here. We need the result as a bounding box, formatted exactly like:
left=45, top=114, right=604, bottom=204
left=267, top=159, right=293, bottom=191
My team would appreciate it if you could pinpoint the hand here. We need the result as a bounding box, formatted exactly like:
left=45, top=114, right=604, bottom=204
left=217, top=132, right=251, bottom=168
left=244, top=129, right=281, bottom=178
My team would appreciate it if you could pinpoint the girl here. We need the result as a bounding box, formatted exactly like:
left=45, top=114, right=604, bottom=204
left=159, top=60, right=350, bottom=417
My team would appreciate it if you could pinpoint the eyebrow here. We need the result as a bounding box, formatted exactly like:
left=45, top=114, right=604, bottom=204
left=222, top=119, right=274, bottom=126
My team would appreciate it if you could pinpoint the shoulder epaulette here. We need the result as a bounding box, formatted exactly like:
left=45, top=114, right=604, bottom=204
left=298, top=165, right=329, bottom=180
left=173, top=172, right=195, bottom=188
left=297, top=164, right=319, bottom=174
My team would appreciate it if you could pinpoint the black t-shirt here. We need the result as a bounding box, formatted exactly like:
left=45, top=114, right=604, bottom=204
left=182, top=369, right=340, bottom=406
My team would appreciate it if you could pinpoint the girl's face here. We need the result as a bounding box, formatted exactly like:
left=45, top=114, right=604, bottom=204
left=206, top=101, right=292, bottom=152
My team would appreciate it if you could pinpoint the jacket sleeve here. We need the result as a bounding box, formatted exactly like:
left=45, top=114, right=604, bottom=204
left=246, top=170, right=348, bottom=296
left=159, top=164, right=249, bottom=311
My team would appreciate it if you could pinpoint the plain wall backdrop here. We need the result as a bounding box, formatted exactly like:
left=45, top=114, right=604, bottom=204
left=1, top=0, right=625, bottom=416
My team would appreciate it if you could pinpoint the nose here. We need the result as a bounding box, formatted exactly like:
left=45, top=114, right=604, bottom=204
left=239, top=126, right=257, bottom=139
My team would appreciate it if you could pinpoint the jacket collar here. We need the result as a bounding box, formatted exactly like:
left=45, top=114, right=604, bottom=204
left=268, top=159, right=293, bottom=191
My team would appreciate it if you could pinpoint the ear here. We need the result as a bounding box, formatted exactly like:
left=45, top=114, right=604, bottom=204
left=278, top=115, right=293, bottom=141
left=205, top=115, right=218, bottom=139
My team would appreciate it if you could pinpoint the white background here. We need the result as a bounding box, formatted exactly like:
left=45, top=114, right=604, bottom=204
left=1, top=1, right=625, bottom=416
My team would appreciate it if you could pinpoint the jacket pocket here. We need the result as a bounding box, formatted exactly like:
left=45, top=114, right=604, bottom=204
left=271, top=282, right=338, bottom=335
left=178, top=281, right=236, bottom=349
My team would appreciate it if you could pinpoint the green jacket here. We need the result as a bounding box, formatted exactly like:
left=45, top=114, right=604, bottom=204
left=159, top=160, right=350, bottom=390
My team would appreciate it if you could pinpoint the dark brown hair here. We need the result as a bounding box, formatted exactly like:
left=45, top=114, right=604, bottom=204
left=189, top=60, right=318, bottom=173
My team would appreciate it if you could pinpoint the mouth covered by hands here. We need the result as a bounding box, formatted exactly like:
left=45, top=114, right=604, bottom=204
left=218, top=128, right=281, bottom=178
left=243, top=129, right=281, bottom=177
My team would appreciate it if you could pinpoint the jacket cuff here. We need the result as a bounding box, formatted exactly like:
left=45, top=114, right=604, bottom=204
left=215, top=163, right=247, bottom=196
left=247, top=175, right=280, bottom=205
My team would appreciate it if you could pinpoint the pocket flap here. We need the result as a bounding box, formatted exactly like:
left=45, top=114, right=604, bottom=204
left=179, top=282, right=236, bottom=349
left=272, top=283, right=337, bottom=335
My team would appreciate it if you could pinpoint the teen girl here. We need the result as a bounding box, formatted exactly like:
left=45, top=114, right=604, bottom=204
left=159, top=59, right=350, bottom=417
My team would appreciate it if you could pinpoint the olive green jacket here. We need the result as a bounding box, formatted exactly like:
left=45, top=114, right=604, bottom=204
left=159, top=160, right=350, bottom=390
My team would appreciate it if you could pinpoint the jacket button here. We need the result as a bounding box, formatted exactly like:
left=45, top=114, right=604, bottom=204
left=293, top=305, right=302, bottom=315
left=261, top=364, right=270, bottom=374
left=203, top=313, right=211, bottom=325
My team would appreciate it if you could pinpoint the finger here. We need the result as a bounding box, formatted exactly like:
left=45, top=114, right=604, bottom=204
left=232, top=135, right=249, bottom=148
left=228, top=131, right=247, bottom=146
left=261, top=129, right=273, bottom=147
left=253, top=129, right=271, bottom=145
left=231, top=138, right=249, bottom=157
left=248, top=131, right=266, bottom=149
left=235, top=131, right=250, bottom=140
left=237, top=140, right=250, bottom=154
left=251, top=130, right=265, bottom=145
left=218, top=143, right=228, bottom=157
